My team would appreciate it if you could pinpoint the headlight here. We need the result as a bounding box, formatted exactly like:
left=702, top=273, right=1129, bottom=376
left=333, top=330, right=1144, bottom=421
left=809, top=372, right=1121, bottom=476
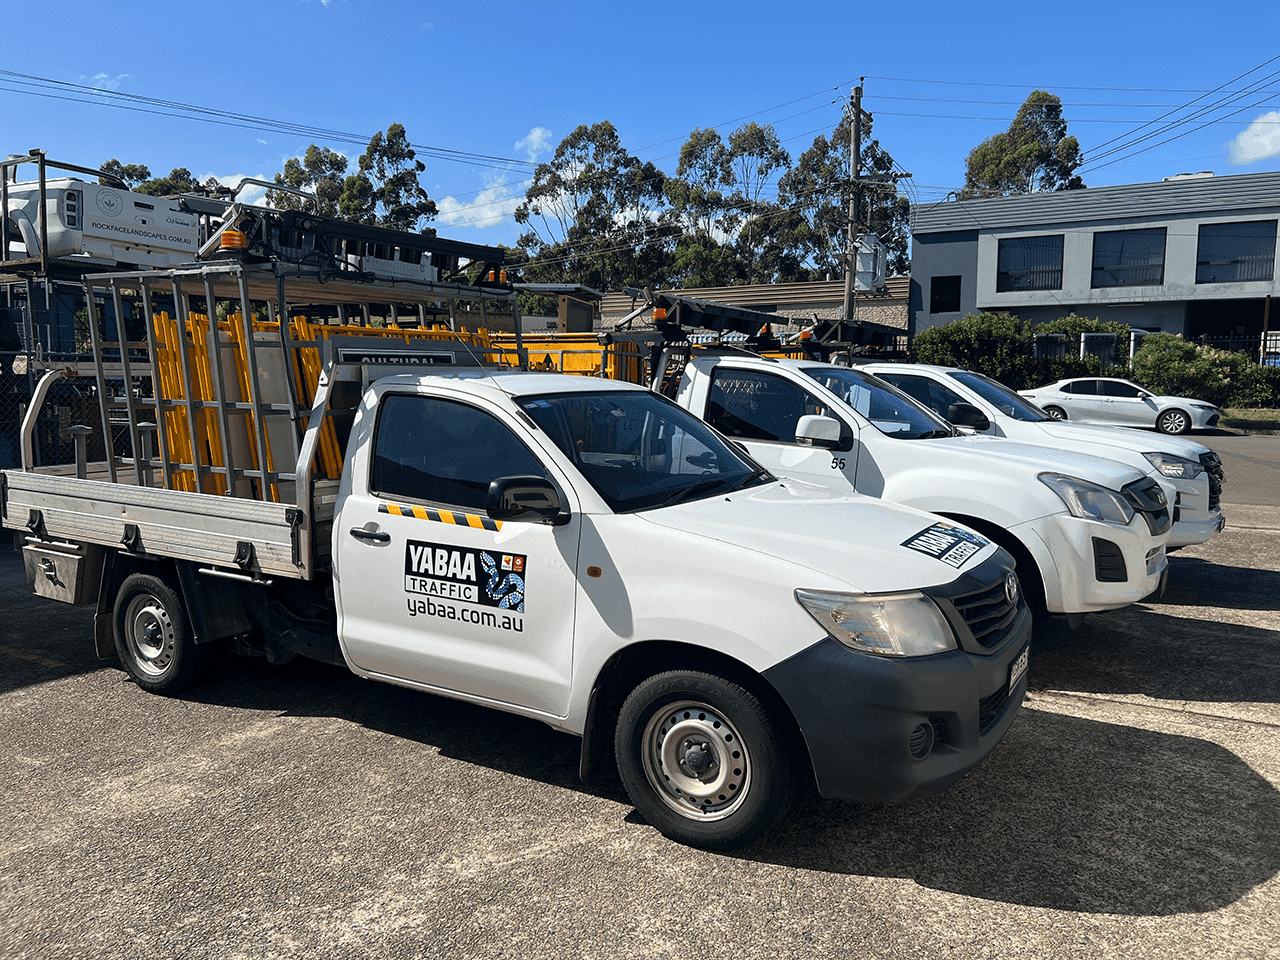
left=794, top=589, right=956, bottom=657
left=1039, top=472, right=1135, bottom=526
left=1191, top=403, right=1219, bottom=412
left=1142, top=452, right=1205, bottom=480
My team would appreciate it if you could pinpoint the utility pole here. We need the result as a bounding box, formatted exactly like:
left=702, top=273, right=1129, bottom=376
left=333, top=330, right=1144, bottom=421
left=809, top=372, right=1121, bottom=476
left=840, top=82, right=864, bottom=341
left=836, top=82, right=910, bottom=345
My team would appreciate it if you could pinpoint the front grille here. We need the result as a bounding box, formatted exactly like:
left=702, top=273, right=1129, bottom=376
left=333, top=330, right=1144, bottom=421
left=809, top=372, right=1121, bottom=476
left=950, top=575, right=1021, bottom=649
left=1200, top=452, right=1224, bottom=509
left=978, top=684, right=1011, bottom=735
left=1122, top=477, right=1172, bottom=535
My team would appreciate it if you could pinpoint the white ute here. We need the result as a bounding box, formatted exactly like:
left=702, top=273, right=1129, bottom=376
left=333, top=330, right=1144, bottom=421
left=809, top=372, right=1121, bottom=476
left=2, top=250, right=1032, bottom=851
left=858, top=363, right=1225, bottom=549
left=669, top=353, right=1174, bottom=621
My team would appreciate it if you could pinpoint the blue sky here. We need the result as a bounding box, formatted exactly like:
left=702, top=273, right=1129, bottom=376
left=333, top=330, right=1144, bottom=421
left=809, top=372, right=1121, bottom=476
left=7, top=0, right=1280, bottom=252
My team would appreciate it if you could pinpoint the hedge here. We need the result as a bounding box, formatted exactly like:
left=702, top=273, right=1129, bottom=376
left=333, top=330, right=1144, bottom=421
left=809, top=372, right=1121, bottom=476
left=910, top=313, right=1280, bottom=407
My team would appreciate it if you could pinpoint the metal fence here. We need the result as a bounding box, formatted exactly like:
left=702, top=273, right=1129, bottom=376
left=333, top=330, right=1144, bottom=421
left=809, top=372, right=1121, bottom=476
left=0, top=350, right=141, bottom=471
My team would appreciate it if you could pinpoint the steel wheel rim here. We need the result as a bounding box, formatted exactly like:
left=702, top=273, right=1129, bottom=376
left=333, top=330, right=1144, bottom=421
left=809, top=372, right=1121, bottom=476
left=1161, top=411, right=1187, bottom=433
left=1047, top=407, right=1066, bottom=420
left=640, top=699, right=751, bottom=822
left=123, top=593, right=176, bottom=677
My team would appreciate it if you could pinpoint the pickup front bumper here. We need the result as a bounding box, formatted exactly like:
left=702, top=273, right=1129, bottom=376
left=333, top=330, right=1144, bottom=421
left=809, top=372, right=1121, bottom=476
left=764, top=556, right=1033, bottom=803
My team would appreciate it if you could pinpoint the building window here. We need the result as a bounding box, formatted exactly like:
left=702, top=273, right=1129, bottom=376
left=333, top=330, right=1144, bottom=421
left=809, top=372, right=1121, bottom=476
left=1091, top=228, right=1166, bottom=288
left=1196, top=220, right=1277, bottom=284
left=996, top=236, right=1064, bottom=292
left=930, top=275, right=961, bottom=313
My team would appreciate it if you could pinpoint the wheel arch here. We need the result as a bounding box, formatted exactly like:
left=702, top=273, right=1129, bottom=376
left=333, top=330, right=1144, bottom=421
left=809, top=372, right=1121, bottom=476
left=95, top=553, right=252, bottom=656
left=578, top=639, right=814, bottom=788
left=1157, top=407, right=1191, bottom=434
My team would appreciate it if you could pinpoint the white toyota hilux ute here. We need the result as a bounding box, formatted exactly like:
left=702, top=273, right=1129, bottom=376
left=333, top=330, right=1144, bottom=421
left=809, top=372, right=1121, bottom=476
left=669, top=354, right=1174, bottom=621
left=858, top=362, right=1225, bottom=549
left=7, top=369, right=1033, bottom=851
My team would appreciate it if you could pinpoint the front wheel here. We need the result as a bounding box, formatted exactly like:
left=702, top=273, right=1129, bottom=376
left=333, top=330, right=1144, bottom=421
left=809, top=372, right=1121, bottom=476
left=1157, top=408, right=1190, bottom=434
left=615, top=669, right=797, bottom=850
left=113, top=572, right=207, bottom=694
left=1043, top=405, right=1068, bottom=421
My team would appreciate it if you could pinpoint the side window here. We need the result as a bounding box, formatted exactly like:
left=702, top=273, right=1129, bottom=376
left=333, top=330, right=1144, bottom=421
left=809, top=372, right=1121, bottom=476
left=706, top=369, right=826, bottom=443
left=1101, top=381, right=1142, bottom=398
left=371, top=394, right=551, bottom=510
left=876, top=373, right=965, bottom=420
left=1064, top=380, right=1098, bottom=396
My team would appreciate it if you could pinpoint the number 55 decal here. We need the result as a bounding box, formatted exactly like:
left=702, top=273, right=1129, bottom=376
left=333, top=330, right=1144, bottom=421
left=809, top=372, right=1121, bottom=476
left=831, top=456, right=846, bottom=470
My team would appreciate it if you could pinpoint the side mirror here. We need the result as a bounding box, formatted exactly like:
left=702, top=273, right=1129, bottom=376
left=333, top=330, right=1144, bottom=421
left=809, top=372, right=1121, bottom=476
left=947, top=402, right=990, bottom=431
left=487, top=475, right=568, bottom=524
left=795, top=414, right=843, bottom=449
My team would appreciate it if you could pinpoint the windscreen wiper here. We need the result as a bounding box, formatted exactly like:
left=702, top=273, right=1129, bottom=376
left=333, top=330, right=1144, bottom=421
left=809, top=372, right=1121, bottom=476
left=658, top=477, right=729, bottom=508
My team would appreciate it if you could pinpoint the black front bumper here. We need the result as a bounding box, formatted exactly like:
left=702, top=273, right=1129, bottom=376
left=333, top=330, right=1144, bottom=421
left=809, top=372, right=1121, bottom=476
left=764, top=559, right=1032, bottom=803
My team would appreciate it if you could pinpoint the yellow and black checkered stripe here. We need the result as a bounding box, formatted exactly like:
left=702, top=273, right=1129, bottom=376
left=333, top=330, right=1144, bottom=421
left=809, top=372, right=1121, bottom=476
left=378, top=503, right=502, bottom=532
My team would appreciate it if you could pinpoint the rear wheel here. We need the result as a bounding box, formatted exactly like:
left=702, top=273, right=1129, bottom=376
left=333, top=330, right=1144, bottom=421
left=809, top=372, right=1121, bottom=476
left=113, top=572, right=207, bottom=694
left=615, top=670, right=796, bottom=850
left=1157, top=408, right=1190, bottom=434
left=1043, top=405, right=1068, bottom=421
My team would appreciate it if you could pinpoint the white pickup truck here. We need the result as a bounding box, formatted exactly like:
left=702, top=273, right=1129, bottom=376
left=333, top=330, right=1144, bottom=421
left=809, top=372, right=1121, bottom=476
left=667, top=352, right=1173, bottom=622
left=3, top=258, right=1033, bottom=850
left=857, top=362, right=1225, bottom=549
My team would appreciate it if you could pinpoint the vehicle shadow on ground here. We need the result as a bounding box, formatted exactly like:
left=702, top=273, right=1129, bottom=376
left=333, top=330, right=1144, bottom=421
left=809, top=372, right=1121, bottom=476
left=184, top=657, right=1280, bottom=917
left=1029, top=604, right=1280, bottom=704
left=745, top=708, right=1280, bottom=916
left=186, top=656, right=633, bottom=807
left=0, top=551, right=104, bottom=695
left=1156, top=554, right=1280, bottom=612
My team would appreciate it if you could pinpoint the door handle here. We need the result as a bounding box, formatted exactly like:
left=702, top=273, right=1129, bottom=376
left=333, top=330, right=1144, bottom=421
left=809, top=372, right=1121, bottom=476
left=349, top=527, right=391, bottom=543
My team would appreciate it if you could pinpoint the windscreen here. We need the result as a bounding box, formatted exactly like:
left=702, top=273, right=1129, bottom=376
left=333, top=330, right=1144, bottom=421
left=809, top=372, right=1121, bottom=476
left=518, top=390, right=771, bottom=512
left=801, top=367, right=954, bottom=440
left=948, top=370, right=1053, bottom=422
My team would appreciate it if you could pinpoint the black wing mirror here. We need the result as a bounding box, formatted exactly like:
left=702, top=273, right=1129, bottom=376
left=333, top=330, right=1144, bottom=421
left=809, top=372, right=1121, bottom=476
left=947, top=402, right=991, bottom=431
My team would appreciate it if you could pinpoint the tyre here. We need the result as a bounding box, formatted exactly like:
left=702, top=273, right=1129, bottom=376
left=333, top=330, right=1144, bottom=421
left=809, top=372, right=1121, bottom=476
left=615, top=669, right=796, bottom=850
left=113, top=572, right=207, bottom=694
left=1043, top=405, right=1068, bottom=421
left=1157, top=408, right=1190, bottom=435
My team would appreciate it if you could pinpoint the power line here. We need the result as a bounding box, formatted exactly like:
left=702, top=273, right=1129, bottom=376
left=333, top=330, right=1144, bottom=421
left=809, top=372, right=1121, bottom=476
left=1080, top=54, right=1280, bottom=167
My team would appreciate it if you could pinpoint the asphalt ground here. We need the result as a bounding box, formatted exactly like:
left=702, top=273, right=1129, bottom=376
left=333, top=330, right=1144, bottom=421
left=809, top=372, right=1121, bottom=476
left=1, top=438, right=1277, bottom=959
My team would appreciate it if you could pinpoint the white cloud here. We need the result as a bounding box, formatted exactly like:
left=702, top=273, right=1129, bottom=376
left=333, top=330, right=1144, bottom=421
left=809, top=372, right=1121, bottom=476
left=436, top=177, right=523, bottom=230
left=1228, top=111, right=1280, bottom=165
left=515, top=127, right=553, bottom=163
left=81, top=73, right=128, bottom=91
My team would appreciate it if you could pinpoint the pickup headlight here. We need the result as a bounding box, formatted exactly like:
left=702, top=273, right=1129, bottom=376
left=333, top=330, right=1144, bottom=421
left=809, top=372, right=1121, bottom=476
left=1039, top=472, right=1135, bottom=526
left=1142, top=451, right=1205, bottom=480
left=794, top=589, right=956, bottom=657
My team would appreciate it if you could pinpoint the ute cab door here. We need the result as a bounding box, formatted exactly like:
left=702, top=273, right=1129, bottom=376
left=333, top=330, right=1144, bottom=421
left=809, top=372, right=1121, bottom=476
left=334, top=388, right=581, bottom=718
left=696, top=364, right=860, bottom=491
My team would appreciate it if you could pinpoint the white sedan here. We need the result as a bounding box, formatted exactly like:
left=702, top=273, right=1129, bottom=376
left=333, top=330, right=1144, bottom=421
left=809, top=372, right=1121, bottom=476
left=1019, top=378, right=1221, bottom=435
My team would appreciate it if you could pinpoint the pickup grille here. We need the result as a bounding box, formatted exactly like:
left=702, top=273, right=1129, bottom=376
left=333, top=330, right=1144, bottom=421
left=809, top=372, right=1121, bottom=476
left=1199, top=452, right=1224, bottom=509
left=950, top=575, right=1021, bottom=650
left=1122, top=477, right=1172, bottom=536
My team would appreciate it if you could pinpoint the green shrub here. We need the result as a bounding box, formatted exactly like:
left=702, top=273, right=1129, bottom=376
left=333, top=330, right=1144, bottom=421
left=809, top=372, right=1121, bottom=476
left=913, top=315, right=1280, bottom=404
left=1228, top=362, right=1280, bottom=408
left=1129, top=334, right=1280, bottom=408
left=912, top=312, right=1137, bottom=390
